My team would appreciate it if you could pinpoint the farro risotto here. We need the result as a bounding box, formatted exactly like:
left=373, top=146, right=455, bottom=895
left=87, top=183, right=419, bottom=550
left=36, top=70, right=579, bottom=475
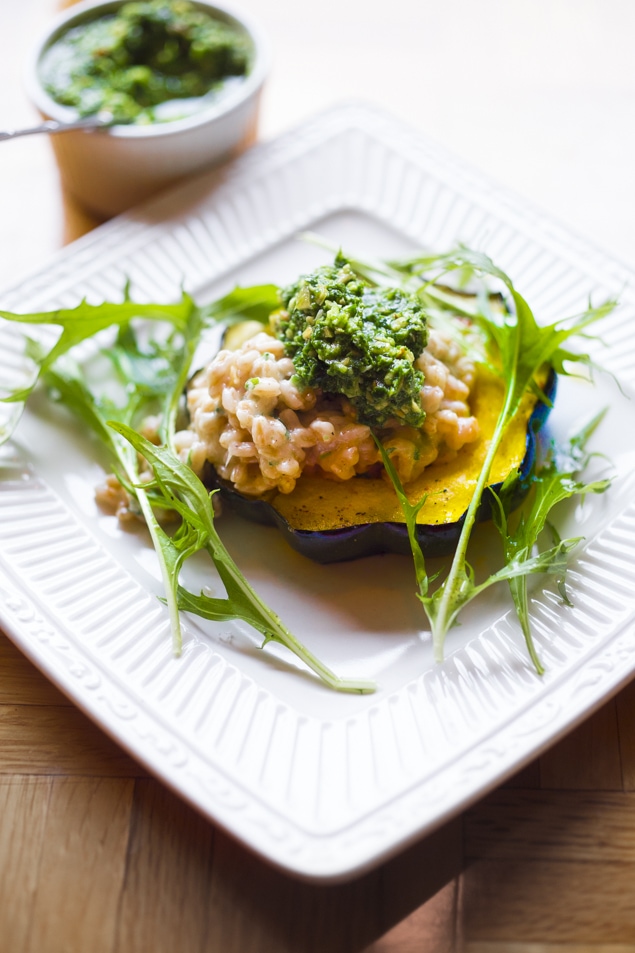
left=176, top=326, right=480, bottom=498
left=173, top=257, right=483, bottom=505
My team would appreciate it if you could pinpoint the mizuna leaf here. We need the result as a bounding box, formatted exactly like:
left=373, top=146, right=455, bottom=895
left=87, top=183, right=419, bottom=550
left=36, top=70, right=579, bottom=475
left=201, top=284, right=280, bottom=326
left=491, top=411, right=611, bottom=672
left=109, top=424, right=376, bottom=693
left=0, top=294, right=196, bottom=442
left=368, top=246, right=616, bottom=664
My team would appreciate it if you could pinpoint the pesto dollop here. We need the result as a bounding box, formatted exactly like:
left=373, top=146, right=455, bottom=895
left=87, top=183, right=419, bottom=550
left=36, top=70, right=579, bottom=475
left=274, top=258, right=429, bottom=428
left=39, top=0, right=251, bottom=124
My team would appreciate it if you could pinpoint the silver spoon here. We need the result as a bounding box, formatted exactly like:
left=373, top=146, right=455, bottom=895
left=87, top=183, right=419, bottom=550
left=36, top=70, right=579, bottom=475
left=0, top=111, right=120, bottom=141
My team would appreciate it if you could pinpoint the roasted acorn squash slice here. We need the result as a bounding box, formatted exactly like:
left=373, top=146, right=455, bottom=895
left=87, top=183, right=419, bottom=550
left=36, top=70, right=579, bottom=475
left=211, top=364, right=556, bottom=564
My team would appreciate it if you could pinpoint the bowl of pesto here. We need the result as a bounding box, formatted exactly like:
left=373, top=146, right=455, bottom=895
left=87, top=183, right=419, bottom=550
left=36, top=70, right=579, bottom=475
left=27, top=0, right=268, bottom=217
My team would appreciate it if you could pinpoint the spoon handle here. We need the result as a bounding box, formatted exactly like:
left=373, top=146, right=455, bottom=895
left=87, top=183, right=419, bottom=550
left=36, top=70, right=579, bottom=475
left=0, top=113, right=115, bottom=141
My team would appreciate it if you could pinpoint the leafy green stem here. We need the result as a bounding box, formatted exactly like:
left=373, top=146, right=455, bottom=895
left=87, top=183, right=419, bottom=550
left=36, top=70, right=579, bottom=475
left=491, top=410, right=611, bottom=672
left=195, top=525, right=377, bottom=692
left=369, top=246, right=616, bottom=667
left=372, top=436, right=429, bottom=600
left=426, top=401, right=512, bottom=658
left=179, top=550, right=375, bottom=693
left=135, top=481, right=187, bottom=655
left=112, top=423, right=376, bottom=694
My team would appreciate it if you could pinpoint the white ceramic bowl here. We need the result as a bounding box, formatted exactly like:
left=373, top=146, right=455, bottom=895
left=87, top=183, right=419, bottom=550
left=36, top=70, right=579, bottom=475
left=26, top=0, right=269, bottom=218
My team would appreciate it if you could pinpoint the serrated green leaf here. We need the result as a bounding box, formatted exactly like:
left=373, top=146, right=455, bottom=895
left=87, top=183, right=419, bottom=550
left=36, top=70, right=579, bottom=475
left=355, top=245, right=616, bottom=666
left=0, top=293, right=196, bottom=442
left=110, top=423, right=376, bottom=694
left=201, top=284, right=280, bottom=327
left=491, top=410, right=611, bottom=671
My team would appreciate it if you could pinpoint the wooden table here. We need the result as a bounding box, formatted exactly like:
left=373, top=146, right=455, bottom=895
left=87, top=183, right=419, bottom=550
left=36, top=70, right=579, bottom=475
left=3, top=2, right=635, bottom=950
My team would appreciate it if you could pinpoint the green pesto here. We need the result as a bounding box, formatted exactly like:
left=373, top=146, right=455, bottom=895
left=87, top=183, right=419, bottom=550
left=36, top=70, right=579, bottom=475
left=39, top=0, right=250, bottom=124
left=275, top=258, right=429, bottom=428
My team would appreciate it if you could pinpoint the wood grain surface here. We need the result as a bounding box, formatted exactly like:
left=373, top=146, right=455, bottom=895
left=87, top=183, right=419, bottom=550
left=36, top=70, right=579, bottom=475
left=2, top=1, right=635, bottom=950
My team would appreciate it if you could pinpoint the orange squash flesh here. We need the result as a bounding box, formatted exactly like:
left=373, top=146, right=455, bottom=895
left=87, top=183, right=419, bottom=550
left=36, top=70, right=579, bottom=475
left=270, top=366, right=546, bottom=532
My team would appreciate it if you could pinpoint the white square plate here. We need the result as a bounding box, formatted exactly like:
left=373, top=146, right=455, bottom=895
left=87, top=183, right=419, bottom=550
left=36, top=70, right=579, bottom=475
left=2, top=104, right=635, bottom=881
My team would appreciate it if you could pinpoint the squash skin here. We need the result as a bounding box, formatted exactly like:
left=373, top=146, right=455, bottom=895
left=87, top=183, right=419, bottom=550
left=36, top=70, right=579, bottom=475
left=211, top=368, right=557, bottom=564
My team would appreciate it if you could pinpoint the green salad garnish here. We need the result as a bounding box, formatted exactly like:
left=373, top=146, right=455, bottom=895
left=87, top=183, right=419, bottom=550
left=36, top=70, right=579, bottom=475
left=348, top=245, right=614, bottom=669
left=0, top=287, right=373, bottom=694
left=0, top=244, right=616, bottom=687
